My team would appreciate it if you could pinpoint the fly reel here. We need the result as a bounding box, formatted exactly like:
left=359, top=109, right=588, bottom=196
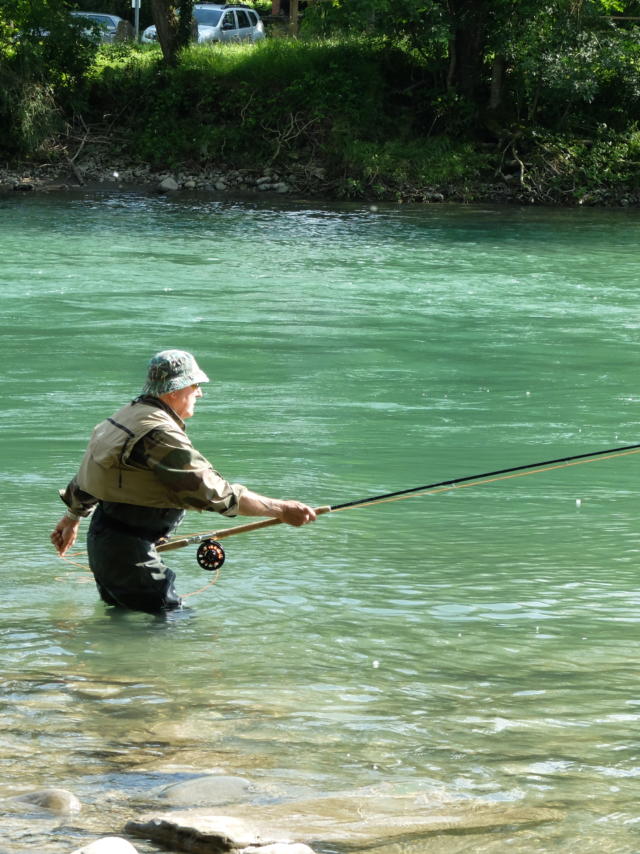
left=196, top=539, right=226, bottom=571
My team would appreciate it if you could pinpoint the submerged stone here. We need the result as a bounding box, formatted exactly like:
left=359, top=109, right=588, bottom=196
left=159, top=774, right=254, bottom=807
left=13, top=787, right=81, bottom=814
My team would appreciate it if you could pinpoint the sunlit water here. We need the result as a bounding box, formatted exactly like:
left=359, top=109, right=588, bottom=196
left=1, top=192, right=640, bottom=853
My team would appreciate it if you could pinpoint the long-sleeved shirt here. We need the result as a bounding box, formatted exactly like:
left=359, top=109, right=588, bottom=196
left=60, top=395, right=245, bottom=518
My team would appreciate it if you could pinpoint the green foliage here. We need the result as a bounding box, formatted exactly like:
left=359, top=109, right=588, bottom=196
left=91, top=40, right=158, bottom=71
left=0, top=76, right=63, bottom=156
left=0, top=0, right=99, bottom=154
left=1, top=0, right=99, bottom=82
left=250, top=0, right=271, bottom=15
left=525, top=126, right=640, bottom=200
left=502, top=7, right=640, bottom=131
left=301, top=0, right=640, bottom=134
left=301, top=0, right=448, bottom=49
left=88, top=37, right=404, bottom=166
left=340, top=136, right=490, bottom=197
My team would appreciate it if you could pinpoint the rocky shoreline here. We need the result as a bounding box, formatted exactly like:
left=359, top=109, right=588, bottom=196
left=2, top=148, right=639, bottom=208
left=1, top=157, right=307, bottom=197
left=3, top=152, right=640, bottom=206
left=0, top=152, right=619, bottom=206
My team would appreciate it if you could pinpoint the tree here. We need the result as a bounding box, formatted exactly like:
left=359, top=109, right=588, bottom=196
left=151, top=0, right=194, bottom=65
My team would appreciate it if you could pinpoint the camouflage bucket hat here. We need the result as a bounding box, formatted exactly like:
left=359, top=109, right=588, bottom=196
left=142, top=349, right=210, bottom=396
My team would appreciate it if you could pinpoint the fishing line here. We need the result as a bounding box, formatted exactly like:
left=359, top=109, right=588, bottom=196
left=57, top=547, right=222, bottom=598
left=329, top=442, right=640, bottom=511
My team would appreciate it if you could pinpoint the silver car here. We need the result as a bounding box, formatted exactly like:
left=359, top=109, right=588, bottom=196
left=141, top=4, right=265, bottom=44
left=70, top=11, right=128, bottom=42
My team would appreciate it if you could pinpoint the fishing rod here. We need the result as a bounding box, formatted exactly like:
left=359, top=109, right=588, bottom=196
left=157, top=441, right=640, bottom=570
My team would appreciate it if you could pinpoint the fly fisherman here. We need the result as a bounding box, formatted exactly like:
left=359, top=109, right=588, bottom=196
left=50, top=349, right=316, bottom=614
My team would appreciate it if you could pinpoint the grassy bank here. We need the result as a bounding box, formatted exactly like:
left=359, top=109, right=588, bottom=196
left=10, top=37, right=640, bottom=204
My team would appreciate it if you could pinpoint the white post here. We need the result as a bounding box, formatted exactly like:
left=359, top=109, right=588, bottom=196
left=132, top=0, right=140, bottom=40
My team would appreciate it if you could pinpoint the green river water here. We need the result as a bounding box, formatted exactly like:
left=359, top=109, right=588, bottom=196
left=1, top=192, right=640, bottom=853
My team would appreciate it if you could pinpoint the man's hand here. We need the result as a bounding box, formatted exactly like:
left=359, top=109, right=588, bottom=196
left=277, top=500, right=317, bottom=527
left=50, top=516, right=80, bottom=557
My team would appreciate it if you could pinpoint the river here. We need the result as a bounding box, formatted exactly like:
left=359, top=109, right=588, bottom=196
left=1, top=191, right=639, bottom=853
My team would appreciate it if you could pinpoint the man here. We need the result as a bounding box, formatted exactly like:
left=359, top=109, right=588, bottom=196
left=51, top=349, right=316, bottom=613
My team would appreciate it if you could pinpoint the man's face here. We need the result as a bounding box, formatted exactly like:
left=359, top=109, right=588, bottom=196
left=168, top=383, right=203, bottom=420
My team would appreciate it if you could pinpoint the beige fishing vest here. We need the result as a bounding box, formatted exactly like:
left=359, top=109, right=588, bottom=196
left=76, top=400, right=192, bottom=508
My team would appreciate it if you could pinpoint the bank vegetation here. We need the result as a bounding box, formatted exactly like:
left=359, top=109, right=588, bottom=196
left=2, top=0, right=640, bottom=204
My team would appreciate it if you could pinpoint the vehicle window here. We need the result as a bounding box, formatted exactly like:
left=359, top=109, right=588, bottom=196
left=194, top=8, right=222, bottom=25
left=221, top=10, right=236, bottom=29
left=236, top=9, right=250, bottom=28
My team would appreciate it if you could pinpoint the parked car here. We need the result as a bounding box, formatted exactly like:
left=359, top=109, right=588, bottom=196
left=70, top=11, right=129, bottom=43
left=141, top=4, right=265, bottom=45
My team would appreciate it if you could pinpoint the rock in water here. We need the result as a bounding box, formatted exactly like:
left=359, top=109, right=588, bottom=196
left=160, top=774, right=253, bottom=807
left=158, top=176, right=180, bottom=192
left=14, top=787, right=81, bottom=814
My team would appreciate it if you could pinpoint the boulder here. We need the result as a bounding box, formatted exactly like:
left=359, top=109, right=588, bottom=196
left=158, top=176, right=180, bottom=192
left=125, top=815, right=256, bottom=852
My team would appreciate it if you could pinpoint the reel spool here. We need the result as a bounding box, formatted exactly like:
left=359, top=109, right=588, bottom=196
left=196, top=539, right=226, bottom=571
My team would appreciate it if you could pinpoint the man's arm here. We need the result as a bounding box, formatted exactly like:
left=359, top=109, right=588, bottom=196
left=143, top=428, right=316, bottom=524
left=237, top=490, right=316, bottom=526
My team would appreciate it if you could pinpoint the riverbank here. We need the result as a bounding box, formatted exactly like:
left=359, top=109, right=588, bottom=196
left=5, top=24, right=640, bottom=209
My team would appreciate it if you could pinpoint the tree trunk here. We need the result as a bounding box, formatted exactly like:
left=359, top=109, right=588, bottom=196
left=447, top=0, right=490, bottom=103
left=489, top=55, right=504, bottom=112
left=176, top=0, right=195, bottom=49
left=289, top=0, right=299, bottom=35
left=151, top=0, right=180, bottom=65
